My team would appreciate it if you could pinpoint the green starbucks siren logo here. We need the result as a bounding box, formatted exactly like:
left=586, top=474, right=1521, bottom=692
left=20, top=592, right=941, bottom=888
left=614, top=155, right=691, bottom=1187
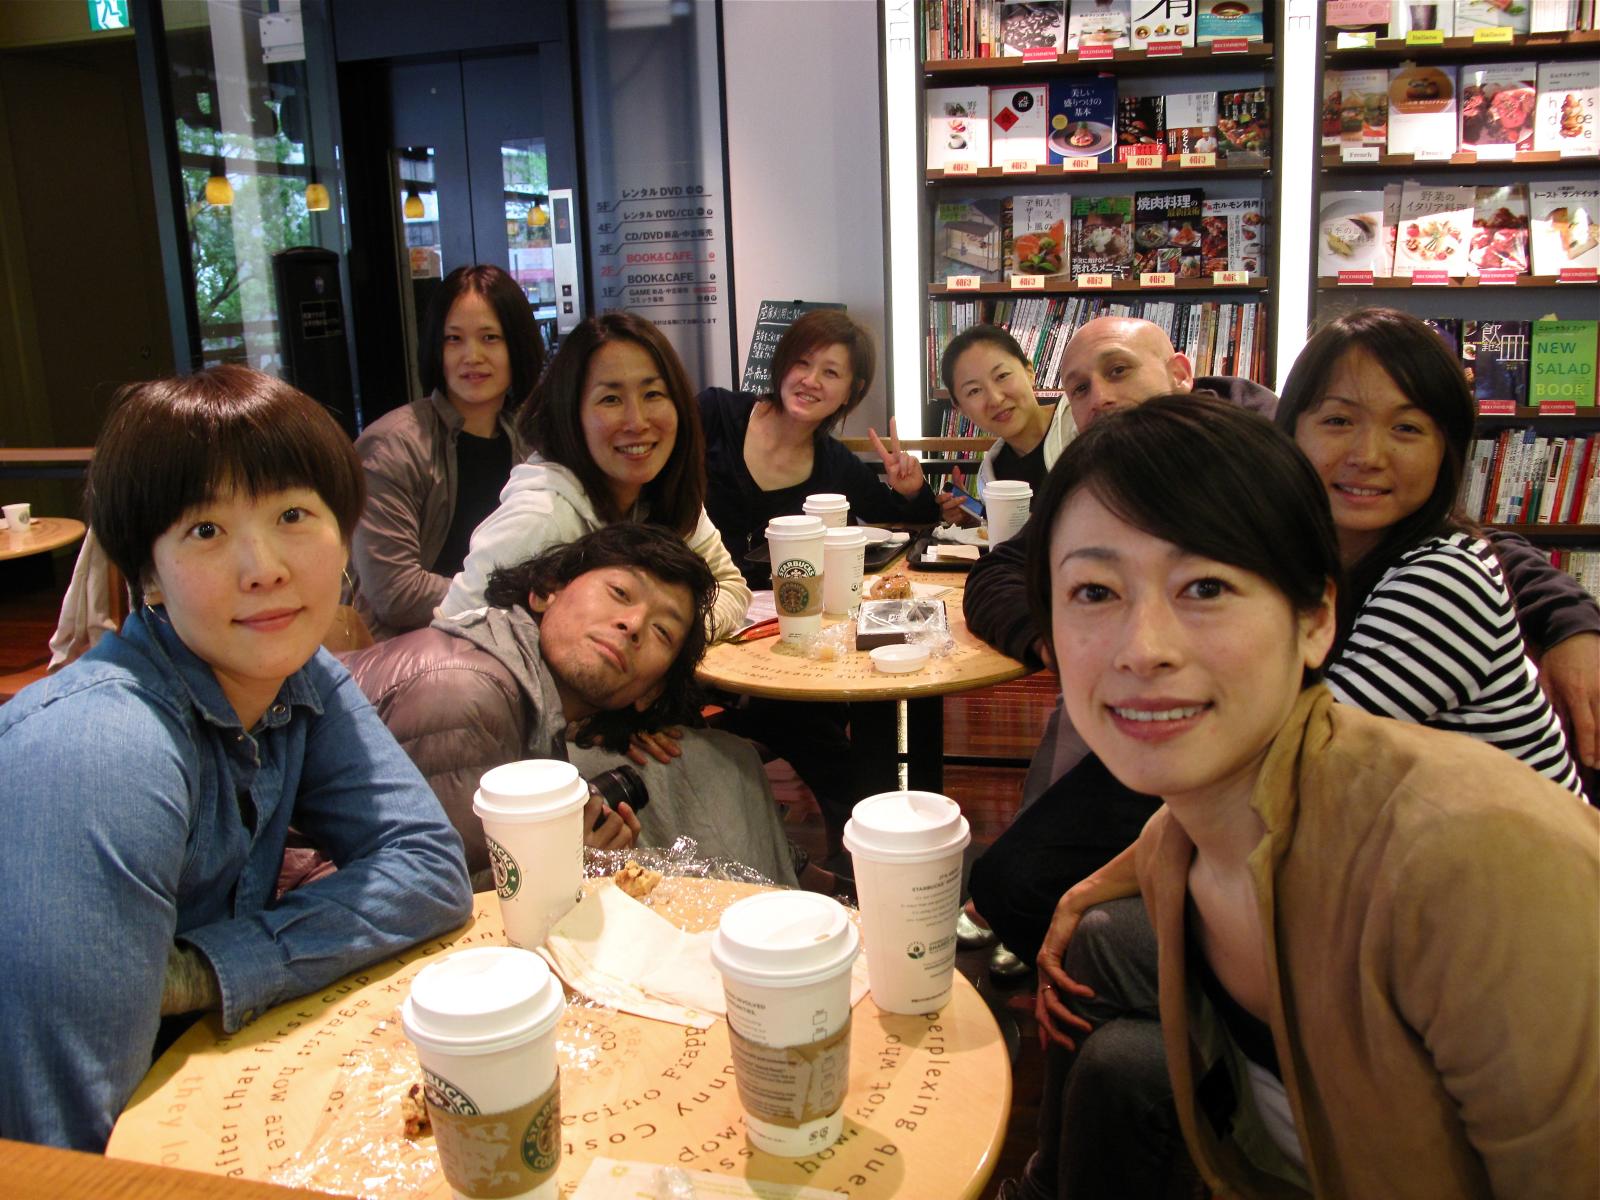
left=487, top=835, right=521, bottom=899
left=522, top=1080, right=561, bottom=1173
left=423, top=1068, right=480, bottom=1116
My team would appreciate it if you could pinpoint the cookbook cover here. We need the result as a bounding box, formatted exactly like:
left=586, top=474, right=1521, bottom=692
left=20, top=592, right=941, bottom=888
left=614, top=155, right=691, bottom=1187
left=1164, top=91, right=1220, bottom=156
left=1530, top=181, right=1600, bottom=275
left=927, top=87, right=990, bottom=171
left=1388, top=65, right=1458, bottom=157
left=1010, top=193, right=1073, bottom=278
left=1463, top=320, right=1532, bottom=407
left=1324, top=69, right=1389, bottom=147
left=1391, top=2, right=1454, bottom=36
left=1071, top=193, right=1135, bottom=276
left=1531, top=319, right=1599, bottom=408
left=1195, top=0, right=1264, bottom=42
left=1001, top=1, right=1068, bottom=56
left=1048, top=77, right=1118, bottom=163
left=1420, top=317, right=1462, bottom=357
left=1066, top=0, right=1131, bottom=48
left=1129, top=0, right=1196, bottom=48
left=1217, top=87, right=1271, bottom=164
left=1534, top=61, right=1599, bottom=157
left=1466, top=184, right=1531, bottom=276
left=1454, top=0, right=1531, bottom=36
left=1459, top=63, right=1538, bottom=155
left=1133, top=189, right=1204, bottom=275
left=1318, top=190, right=1386, bottom=276
left=933, top=196, right=1008, bottom=282
left=1325, top=0, right=1389, bottom=36
left=1393, top=183, right=1475, bottom=277
left=1117, top=93, right=1166, bottom=159
left=991, top=85, right=1050, bottom=165
left=1203, top=197, right=1265, bottom=273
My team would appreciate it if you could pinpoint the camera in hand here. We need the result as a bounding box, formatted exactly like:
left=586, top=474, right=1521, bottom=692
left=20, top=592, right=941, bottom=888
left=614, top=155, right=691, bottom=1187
left=587, top=764, right=649, bottom=829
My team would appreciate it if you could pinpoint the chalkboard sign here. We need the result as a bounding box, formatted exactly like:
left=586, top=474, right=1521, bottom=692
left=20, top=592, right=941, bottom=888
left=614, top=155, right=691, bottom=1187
left=740, top=299, right=847, bottom=396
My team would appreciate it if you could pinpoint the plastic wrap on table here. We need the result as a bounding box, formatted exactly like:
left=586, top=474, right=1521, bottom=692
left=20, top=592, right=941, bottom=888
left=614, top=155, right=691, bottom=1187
left=854, top=598, right=954, bottom=655
left=585, top=836, right=776, bottom=929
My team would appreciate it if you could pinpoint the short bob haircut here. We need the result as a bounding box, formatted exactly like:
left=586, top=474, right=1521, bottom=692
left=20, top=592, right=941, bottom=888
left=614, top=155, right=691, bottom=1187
left=1024, top=394, right=1343, bottom=681
left=939, top=323, right=1031, bottom=397
left=417, top=263, right=546, bottom=412
left=89, top=365, right=365, bottom=606
left=1275, top=306, right=1473, bottom=609
left=760, top=309, right=877, bottom=436
left=481, top=522, right=716, bottom=750
left=517, top=311, right=706, bottom=534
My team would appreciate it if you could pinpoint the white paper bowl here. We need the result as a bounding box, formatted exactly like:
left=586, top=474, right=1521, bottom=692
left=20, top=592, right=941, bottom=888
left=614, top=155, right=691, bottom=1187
left=870, top=644, right=930, bottom=674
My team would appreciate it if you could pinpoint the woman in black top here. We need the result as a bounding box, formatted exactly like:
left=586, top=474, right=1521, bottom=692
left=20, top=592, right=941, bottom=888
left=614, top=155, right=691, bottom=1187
left=699, top=310, right=939, bottom=588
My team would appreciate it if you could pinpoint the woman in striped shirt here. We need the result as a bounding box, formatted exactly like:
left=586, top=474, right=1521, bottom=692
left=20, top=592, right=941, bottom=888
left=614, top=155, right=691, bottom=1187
left=1279, top=307, right=1584, bottom=796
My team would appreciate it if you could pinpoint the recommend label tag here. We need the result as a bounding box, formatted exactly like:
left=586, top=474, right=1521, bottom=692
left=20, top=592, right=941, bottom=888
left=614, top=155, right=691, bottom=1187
left=1010, top=274, right=1045, bottom=290
left=1065, top=156, right=1099, bottom=172
left=1127, top=153, right=1165, bottom=170
left=1139, top=272, right=1176, bottom=288
left=1341, top=146, right=1380, bottom=163
left=946, top=275, right=981, bottom=291
left=1076, top=273, right=1113, bottom=289
left=1337, top=270, right=1374, bottom=286
left=1213, top=270, right=1249, bottom=286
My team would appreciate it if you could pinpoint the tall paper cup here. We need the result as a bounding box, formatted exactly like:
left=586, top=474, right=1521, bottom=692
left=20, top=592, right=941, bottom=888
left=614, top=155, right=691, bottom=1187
left=711, top=892, right=860, bottom=1157
left=983, top=480, right=1032, bottom=546
left=766, top=515, right=827, bottom=643
left=802, top=492, right=850, bottom=528
left=843, top=791, right=971, bottom=1014
left=401, top=947, right=566, bottom=1200
left=472, top=760, right=587, bottom=949
left=822, top=526, right=867, bottom=616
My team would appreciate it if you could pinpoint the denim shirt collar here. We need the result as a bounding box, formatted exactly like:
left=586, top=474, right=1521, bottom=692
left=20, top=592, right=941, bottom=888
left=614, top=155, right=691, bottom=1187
left=133, top=606, right=325, bottom=733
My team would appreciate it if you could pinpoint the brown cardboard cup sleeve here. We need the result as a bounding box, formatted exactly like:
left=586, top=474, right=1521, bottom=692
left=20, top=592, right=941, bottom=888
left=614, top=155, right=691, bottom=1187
left=426, top=1072, right=561, bottom=1198
left=727, top=1020, right=851, bottom=1128
left=771, top=572, right=824, bottom=618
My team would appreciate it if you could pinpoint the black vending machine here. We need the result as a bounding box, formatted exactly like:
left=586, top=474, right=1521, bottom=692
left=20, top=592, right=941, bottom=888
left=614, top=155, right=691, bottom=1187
left=272, top=247, right=357, bottom=436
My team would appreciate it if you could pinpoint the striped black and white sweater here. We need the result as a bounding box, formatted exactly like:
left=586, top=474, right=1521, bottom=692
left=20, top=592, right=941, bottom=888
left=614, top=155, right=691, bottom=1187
left=1327, top=532, right=1586, bottom=799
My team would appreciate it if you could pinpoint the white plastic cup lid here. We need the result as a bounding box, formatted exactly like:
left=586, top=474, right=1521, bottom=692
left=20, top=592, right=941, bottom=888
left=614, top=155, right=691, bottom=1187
left=474, top=759, right=587, bottom=818
left=984, top=480, right=1032, bottom=501
left=824, top=527, right=867, bottom=547
left=711, top=892, right=859, bottom=987
left=803, top=493, right=849, bottom=510
left=766, top=514, right=827, bottom=540
left=844, top=791, right=972, bottom=861
left=401, top=947, right=565, bottom=1053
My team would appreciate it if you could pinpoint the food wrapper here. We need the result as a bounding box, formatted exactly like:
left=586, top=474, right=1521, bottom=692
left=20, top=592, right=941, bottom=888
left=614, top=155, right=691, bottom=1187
left=854, top=599, right=952, bottom=652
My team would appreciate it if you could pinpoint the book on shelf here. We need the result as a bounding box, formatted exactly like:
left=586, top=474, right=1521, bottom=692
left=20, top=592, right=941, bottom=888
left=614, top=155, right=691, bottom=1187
left=933, top=196, right=1008, bottom=282
left=1326, top=0, right=1390, bottom=40
left=1164, top=91, right=1220, bottom=156
left=1066, top=0, right=1131, bottom=48
left=1388, top=65, right=1458, bottom=157
left=1318, top=190, right=1387, bottom=276
left=1421, top=317, right=1462, bottom=357
left=1071, top=193, right=1135, bottom=276
left=1129, top=0, right=1196, bottom=49
left=1467, top=430, right=1599, bottom=529
left=1393, top=183, right=1475, bottom=278
left=1459, top=63, right=1537, bottom=157
left=1464, top=320, right=1532, bottom=408
left=1528, top=181, right=1600, bottom=275
left=1323, top=70, right=1389, bottom=148
left=927, top=87, right=991, bottom=171
left=1465, top=185, right=1531, bottom=277
left=1543, top=548, right=1598, bottom=603
left=1000, top=1, right=1067, bottom=56
left=1010, top=193, right=1073, bottom=278
left=1201, top=198, right=1265, bottom=274
left=1381, top=182, right=1403, bottom=276
left=1534, top=61, right=1599, bottom=158
left=1454, top=0, right=1531, bottom=36
left=1217, top=88, right=1271, bottom=164
left=1134, top=188, right=1205, bottom=277
left=1531, top=319, right=1599, bottom=408
left=1196, top=0, right=1263, bottom=42
left=1528, top=1, right=1599, bottom=34
left=1049, top=77, right=1118, bottom=164
left=1390, top=2, right=1453, bottom=37
left=1117, top=93, right=1165, bottom=160
left=992, top=85, right=1050, bottom=166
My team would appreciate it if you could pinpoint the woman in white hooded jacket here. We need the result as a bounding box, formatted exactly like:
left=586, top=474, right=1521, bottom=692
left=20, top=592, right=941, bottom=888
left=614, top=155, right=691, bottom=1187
left=440, top=312, right=750, bottom=641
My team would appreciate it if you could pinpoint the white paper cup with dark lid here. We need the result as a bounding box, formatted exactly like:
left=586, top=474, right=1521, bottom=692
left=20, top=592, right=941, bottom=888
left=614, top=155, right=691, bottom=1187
left=711, top=891, right=860, bottom=1157
left=844, top=791, right=972, bottom=1014
left=472, top=760, right=587, bottom=949
left=402, top=947, right=565, bottom=1199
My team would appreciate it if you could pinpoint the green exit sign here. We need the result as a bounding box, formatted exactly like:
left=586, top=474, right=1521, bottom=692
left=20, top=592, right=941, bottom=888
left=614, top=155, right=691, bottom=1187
left=87, top=0, right=130, bottom=31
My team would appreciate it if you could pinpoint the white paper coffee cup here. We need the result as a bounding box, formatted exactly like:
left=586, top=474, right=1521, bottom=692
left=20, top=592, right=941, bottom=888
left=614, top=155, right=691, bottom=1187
left=766, top=515, right=827, bottom=644
left=982, top=480, right=1032, bottom=546
left=822, top=526, right=867, bottom=616
left=843, top=791, right=971, bottom=1015
left=401, top=947, right=565, bottom=1200
left=472, top=760, right=587, bottom=949
left=802, top=492, right=850, bottom=528
left=2, top=503, right=31, bottom=530
left=711, top=891, right=860, bottom=1157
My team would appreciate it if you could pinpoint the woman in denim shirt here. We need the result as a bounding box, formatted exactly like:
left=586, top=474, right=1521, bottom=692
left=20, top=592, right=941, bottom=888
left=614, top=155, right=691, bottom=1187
left=0, top=367, right=473, bottom=1151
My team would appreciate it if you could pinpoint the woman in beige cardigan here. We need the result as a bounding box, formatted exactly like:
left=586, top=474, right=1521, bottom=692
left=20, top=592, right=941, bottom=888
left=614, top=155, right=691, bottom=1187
left=1020, top=395, right=1597, bottom=1199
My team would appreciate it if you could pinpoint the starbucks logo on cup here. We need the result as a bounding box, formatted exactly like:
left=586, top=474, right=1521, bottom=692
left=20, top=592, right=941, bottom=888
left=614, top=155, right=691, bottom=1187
left=521, top=1079, right=561, bottom=1172
left=906, top=941, right=928, bottom=960
left=776, top=578, right=812, bottom=616
left=487, top=836, right=521, bottom=899
left=423, top=1068, right=480, bottom=1116
left=776, top=558, right=816, bottom=578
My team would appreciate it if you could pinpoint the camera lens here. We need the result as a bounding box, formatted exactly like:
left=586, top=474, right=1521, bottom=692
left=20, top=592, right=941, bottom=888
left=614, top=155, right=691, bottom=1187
left=587, top=765, right=647, bottom=812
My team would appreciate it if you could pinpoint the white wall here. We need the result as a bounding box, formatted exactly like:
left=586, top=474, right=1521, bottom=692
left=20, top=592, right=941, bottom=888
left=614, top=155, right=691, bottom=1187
left=722, top=0, right=888, bottom=437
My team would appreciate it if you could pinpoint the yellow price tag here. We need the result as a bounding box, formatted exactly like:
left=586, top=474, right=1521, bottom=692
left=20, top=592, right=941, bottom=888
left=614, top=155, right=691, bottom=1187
left=1178, top=152, right=1217, bottom=168
left=1473, top=26, right=1514, bottom=43
left=1405, top=29, right=1445, bottom=45
left=1213, top=270, right=1249, bottom=286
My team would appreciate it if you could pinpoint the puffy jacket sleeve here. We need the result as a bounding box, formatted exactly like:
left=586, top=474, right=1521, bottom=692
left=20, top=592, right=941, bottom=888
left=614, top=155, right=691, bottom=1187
left=687, top=507, right=753, bottom=641
left=351, top=415, right=451, bottom=633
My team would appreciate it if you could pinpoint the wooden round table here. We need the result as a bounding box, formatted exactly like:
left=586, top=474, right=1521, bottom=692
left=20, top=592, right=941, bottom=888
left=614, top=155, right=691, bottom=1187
left=108, top=882, right=1012, bottom=1199
left=0, top=515, right=85, bottom=561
